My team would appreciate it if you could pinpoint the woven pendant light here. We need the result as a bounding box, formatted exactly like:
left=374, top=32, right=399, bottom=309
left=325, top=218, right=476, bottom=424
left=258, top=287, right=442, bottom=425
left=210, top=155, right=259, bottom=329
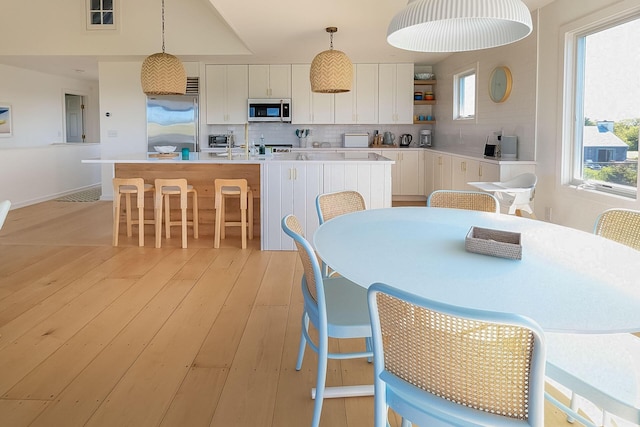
left=387, top=0, right=532, bottom=53
left=310, top=27, right=353, bottom=93
left=141, top=0, right=186, bottom=95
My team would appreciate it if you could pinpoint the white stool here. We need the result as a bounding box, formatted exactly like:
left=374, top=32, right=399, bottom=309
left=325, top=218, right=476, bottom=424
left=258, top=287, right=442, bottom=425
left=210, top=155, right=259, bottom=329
left=154, top=178, right=199, bottom=249
left=112, top=178, right=154, bottom=247
left=214, top=179, right=254, bottom=249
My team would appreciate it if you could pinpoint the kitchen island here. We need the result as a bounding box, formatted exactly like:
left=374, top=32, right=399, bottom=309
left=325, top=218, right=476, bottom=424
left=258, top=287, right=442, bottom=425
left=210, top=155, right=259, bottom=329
left=84, top=151, right=393, bottom=250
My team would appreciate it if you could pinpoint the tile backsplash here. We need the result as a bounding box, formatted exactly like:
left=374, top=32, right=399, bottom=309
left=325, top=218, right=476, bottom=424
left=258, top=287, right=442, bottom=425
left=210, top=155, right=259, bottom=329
left=206, top=123, right=434, bottom=148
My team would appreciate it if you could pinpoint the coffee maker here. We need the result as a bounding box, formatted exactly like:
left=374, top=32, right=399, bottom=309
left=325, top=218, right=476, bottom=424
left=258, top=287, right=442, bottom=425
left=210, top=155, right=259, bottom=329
left=419, top=130, right=432, bottom=147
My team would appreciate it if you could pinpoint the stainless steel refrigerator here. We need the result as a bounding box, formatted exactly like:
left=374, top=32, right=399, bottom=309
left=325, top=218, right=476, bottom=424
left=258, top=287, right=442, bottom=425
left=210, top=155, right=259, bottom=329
left=147, top=95, right=198, bottom=152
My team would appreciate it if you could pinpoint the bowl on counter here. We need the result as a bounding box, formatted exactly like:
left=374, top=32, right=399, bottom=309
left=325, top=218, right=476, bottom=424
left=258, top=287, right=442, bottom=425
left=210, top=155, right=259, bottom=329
left=153, top=145, right=177, bottom=153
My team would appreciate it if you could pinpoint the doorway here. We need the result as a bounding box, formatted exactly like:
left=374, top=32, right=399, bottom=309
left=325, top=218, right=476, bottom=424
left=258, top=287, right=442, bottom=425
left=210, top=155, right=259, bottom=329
left=65, top=93, right=85, bottom=143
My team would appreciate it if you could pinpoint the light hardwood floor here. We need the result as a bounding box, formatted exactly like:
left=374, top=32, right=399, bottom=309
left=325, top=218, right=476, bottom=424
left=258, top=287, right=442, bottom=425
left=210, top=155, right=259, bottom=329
left=0, top=200, right=582, bottom=426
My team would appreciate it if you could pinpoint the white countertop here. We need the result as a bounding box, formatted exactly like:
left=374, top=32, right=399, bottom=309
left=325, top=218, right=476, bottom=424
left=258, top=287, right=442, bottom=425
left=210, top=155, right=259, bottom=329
left=82, top=151, right=394, bottom=164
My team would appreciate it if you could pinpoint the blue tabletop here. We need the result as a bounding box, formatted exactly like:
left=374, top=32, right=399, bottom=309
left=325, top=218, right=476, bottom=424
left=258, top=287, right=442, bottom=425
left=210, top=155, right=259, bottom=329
left=313, top=207, right=640, bottom=333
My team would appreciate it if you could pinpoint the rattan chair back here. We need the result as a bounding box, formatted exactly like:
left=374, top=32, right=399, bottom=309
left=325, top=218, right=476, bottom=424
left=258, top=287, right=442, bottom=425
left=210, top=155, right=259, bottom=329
left=316, top=190, right=366, bottom=224
left=594, top=208, right=640, bottom=251
left=428, top=190, right=499, bottom=213
left=283, top=214, right=318, bottom=302
left=368, top=283, right=546, bottom=427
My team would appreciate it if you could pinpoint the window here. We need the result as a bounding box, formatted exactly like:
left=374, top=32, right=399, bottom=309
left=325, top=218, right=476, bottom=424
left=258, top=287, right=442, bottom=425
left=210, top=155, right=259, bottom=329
left=564, top=12, right=640, bottom=198
left=453, top=67, right=476, bottom=120
left=86, top=0, right=117, bottom=30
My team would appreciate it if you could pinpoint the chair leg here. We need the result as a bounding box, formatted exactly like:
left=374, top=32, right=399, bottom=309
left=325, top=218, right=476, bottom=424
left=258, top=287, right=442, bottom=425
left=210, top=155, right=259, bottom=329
left=137, top=204, right=144, bottom=247
left=192, top=192, right=199, bottom=239
left=240, top=208, right=247, bottom=249
left=125, top=193, right=133, bottom=237
left=113, top=193, right=121, bottom=247
left=214, top=199, right=222, bottom=249
left=155, top=206, right=162, bottom=248
left=164, top=195, right=171, bottom=238
left=220, top=195, right=226, bottom=240
left=296, top=312, right=309, bottom=371
left=181, top=206, right=187, bottom=249
left=311, top=333, right=329, bottom=427
left=248, top=190, right=254, bottom=240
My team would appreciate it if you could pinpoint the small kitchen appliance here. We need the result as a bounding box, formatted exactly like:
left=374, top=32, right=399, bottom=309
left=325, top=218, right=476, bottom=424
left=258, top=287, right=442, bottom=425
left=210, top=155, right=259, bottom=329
left=383, top=131, right=395, bottom=146
left=399, top=134, right=412, bottom=147
left=343, top=133, right=369, bottom=148
left=419, top=129, right=432, bottom=147
left=248, top=98, right=291, bottom=122
left=501, top=135, right=518, bottom=159
left=208, top=134, right=229, bottom=148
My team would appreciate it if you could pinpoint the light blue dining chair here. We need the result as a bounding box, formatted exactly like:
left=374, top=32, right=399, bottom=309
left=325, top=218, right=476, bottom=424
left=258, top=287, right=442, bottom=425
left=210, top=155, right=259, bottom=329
left=315, top=190, right=366, bottom=277
left=282, top=214, right=373, bottom=427
left=427, top=189, right=500, bottom=213
left=543, top=207, right=640, bottom=427
left=0, top=200, right=11, bottom=230
left=367, top=282, right=547, bottom=427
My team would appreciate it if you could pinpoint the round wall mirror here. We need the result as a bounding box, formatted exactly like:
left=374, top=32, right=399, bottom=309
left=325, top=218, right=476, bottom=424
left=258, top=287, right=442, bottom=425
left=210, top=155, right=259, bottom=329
left=489, top=66, right=512, bottom=103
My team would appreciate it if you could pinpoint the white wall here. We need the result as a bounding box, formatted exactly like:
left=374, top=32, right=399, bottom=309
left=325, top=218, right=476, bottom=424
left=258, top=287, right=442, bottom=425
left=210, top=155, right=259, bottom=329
left=0, top=0, right=248, bottom=57
left=431, top=13, right=538, bottom=162
left=0, top=64, right=101, bottom=208
left=536, top=0, right=640, bottom=231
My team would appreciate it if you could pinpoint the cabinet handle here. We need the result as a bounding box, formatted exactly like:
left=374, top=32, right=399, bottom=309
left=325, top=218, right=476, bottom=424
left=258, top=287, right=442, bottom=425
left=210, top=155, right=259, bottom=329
left=294, top=168, right=297, bottom=180
left=479, top=165, right=483, bottom=177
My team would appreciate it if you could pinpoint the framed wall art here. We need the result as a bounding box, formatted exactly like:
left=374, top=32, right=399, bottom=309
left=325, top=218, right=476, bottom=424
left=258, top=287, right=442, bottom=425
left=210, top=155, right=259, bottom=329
left=0, top=104, right=12, bottom=137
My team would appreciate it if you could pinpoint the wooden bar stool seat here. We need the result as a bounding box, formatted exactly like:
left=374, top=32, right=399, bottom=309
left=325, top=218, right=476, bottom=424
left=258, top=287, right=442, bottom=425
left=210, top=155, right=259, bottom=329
left=214, top=179, right=253, bottom=249
left=154, top=178, right=199, bottom=249
left=112, top=178, right=154, bottom=247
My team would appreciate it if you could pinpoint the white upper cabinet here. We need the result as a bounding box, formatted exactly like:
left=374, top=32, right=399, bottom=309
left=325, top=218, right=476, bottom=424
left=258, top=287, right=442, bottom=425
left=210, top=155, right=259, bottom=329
left=291, top=64, right=334, bottom=124
left=248, top=65, right=291, bottom=99
left=334, top=64, right=379, bottom=124
left=378, top=63, right=414, bottom=124
left=205, top=64, right=248, bottom=124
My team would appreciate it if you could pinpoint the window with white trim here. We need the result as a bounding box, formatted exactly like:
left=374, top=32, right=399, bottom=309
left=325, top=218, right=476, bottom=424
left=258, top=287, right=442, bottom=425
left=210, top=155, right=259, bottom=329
left=86, top=0, right=117, bottom=30
left=453, top=67, right=476, bottom=120
left=564, top=12, right=640, bottom=198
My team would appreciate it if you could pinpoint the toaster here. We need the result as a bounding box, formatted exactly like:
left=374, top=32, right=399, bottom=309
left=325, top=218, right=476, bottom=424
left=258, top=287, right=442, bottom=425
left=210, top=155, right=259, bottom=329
left=343, top=133, right=369, bottom=148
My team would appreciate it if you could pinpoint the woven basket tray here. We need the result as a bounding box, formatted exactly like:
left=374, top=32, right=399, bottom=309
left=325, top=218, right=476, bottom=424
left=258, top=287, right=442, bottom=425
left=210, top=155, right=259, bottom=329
left=465, top=226, right=522, bottom=260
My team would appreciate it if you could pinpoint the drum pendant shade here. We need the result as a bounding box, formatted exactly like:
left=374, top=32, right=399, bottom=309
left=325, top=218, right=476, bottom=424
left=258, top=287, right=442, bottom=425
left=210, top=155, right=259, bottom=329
left=141, top=0, right=186, bottom=95
left=387, top=0, right=533, bottom=52
left=310, top=27, right=353, bottom=93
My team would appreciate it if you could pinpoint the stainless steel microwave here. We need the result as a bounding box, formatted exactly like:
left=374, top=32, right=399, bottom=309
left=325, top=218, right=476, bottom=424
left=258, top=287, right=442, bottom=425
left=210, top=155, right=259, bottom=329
left=248, top=98, right=291, bottom=122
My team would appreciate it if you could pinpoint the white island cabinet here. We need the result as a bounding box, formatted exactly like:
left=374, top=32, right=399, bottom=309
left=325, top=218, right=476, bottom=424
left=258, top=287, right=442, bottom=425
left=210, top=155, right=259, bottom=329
left=262, top=162, right=323, bottom=251
left=261, top=153, right=393, bottom=250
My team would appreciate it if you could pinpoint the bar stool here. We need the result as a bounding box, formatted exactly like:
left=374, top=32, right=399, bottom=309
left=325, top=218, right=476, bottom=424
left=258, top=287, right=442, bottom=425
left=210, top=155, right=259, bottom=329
left=154, top=178, right=199, bottom=249
left=214, top=179, right=253, bottom=249
left=112, top=178, right=154, bottom=247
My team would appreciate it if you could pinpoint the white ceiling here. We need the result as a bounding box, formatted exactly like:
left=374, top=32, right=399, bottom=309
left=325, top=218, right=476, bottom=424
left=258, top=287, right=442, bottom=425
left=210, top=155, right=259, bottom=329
left=0, top=0, right=555, bottom=82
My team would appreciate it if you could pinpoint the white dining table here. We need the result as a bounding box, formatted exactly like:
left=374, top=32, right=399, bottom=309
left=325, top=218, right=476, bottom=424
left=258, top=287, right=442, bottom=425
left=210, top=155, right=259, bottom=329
left=313, top=207, right=640, bottom=334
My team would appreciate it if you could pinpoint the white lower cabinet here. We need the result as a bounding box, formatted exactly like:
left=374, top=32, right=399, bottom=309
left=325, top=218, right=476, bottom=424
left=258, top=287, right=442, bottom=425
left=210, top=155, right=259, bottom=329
left=385, top=149, right=425, bottom=196
left=425, top=151, right=452, bottom=196
left=323, top=160, right=392, bottom=210
left=261, top=158, right=393, bottom=250
left=424, top=150, right=535, bottom=200
left=262, top=163, right=323, bottom=251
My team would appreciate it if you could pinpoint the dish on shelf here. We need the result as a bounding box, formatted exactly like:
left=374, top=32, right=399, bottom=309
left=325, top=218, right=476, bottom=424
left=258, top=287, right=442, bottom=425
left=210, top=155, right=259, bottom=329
left=153, top=145, right=177, bottom=153
left=414, top=73, right=434, bottom=80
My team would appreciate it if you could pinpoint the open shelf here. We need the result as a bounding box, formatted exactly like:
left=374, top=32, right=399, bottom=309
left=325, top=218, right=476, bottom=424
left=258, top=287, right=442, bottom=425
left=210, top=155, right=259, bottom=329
left=414, top=79, right=437, bottom=85
left=414, top=100, right=436, bottom=105
left=414, top=120, right=436, bottom=124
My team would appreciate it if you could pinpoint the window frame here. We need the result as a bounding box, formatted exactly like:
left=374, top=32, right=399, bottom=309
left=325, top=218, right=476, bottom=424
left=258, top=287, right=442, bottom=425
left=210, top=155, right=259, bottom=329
left=85, top=0, right=118, bottom=31
left=562, top=7, right=640, bottom=199
left=453, top=65, right=477, bottom=122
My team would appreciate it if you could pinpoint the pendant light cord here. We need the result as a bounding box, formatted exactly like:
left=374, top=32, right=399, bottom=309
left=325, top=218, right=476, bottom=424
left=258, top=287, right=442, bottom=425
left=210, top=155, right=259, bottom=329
left=161, top=0, right=166, bottom=53
left=329, top=32, right=334, bottom=50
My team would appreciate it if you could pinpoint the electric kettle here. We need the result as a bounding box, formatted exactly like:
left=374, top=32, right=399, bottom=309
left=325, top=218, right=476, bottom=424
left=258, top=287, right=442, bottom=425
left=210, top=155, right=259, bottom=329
left=399, top=134, right=412, bottom=147
left=383, top=131, right=395, bottom=145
